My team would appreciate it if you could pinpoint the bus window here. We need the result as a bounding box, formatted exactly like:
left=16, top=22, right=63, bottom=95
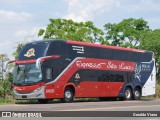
left=47, top=42, right=66, bottom=56
left=46, top=68, right=52, bottom=80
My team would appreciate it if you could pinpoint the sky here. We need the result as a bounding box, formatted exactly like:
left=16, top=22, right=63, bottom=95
left=0, top=0, right=160, bottom=59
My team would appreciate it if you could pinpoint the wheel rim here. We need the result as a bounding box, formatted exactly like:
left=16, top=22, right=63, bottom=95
left=135, top=90, right=140, bottom=97
left=125, top=90, right=131, bottom=99
left=65, top=90, right=72, bottom=99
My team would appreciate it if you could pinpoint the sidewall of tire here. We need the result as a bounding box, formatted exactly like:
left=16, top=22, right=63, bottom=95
left=124, top=87, right=132, bottom=100
left=63, top=87, right=74, bottom=103
left=133, top=88, right=141, bottom=100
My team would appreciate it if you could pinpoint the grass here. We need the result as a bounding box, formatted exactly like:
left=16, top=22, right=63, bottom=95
left=0, top=95, right=16, bottom=104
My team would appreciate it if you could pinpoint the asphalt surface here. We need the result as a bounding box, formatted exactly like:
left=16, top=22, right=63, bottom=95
left=0, top=99, right=160, bottom=120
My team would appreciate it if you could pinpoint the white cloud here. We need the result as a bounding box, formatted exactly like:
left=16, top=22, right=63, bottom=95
left=146, top=17, right=160, bottom=29
left=64, top=14, right=86, bottom=22
left=15, top=30, right=28, bottom=37
left=138, top=0, right=160, bottom=12
left=63, top=0, right=160, bottom=23
left=0, top=9, right=33, bottom=59
left=63, top=0, right=121, bottom=22
left=15, top=27, right=45, bottom=41
left=120, top=1, right=160, bottom=14
left=0, top=9, right=32, bottom=23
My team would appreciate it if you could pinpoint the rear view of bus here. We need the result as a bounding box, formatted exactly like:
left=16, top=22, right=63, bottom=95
left=11, top=40, right=156, bottom=103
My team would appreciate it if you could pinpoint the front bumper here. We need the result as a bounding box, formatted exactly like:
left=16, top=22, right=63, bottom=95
left=14, top=86, right=45, bottom=99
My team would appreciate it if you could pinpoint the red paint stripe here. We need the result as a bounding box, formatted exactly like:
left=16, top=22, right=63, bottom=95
left=41, top=55, right=60, bottom=62
left=16, top=60, right=36, bottom=64
left=67, top=40, right=145, bottom=53
left=16, top=55, right=60, bottom=64
left=13, top=82, right=44, bottom=92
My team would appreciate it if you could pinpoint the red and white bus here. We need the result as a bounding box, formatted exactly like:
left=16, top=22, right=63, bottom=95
left=8, top=40, right=156, bottom=103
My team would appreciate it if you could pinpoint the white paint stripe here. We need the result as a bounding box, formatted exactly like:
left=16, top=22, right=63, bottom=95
left=72, top=46, right=83, bottom=49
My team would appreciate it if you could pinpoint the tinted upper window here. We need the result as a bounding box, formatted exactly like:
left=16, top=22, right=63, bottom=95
left=100, top=47, right=152, bottom=62
left=46, top=41, right=66, bottom=56
left=18, top=42, right=49, bottom=60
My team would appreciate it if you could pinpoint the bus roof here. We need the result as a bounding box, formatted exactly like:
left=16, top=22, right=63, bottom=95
left=67, top=40, right=146, bottom=53
left=27, top=39, right=147, bottom=53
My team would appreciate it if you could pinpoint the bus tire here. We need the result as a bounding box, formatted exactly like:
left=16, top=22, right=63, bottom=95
left=38, top=99, right=49, bottom=104
left=63, top=87, right=74, bottom=103
left=133, top=88, right=141, bottom=100
left=124, top=87, right=132, bottom=100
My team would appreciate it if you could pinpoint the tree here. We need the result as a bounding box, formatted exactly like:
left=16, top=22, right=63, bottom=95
left=104, top=18, right=150, bottom=47
left=38, top=18, right=105, bottom=43
left=140, top=29, right=160, bottom=75
left=0, top=54, right=12, bottom=100
left=0, top=54, right=9, bottom=81
left=0, top=73, right=13, bottom=100
left=12, top=43, right=24, bottom=59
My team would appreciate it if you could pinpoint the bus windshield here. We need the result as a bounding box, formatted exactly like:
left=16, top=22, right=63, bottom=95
left=13, top=63, right=42, bottom=86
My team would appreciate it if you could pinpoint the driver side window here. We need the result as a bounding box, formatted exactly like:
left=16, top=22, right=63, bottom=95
left=46, top=68, right=52, bottom=80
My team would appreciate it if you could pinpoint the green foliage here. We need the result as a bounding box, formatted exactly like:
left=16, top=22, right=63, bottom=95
left=38, top=18, right=104, bottom=43
left=140, top=29, right=160, bottom=74
left=12, top=43, right=24, bottom=59
left=104, top=18, right=150, bottom=47
left=0, top=73, right=13, bottom=100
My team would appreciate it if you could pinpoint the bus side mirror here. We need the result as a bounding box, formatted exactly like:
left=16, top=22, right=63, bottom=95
left=36, top=56, right=59, bottom=69
left=36, top=58, right=42, bottom=69
left=4, top=60, right=16, bottom=72
left=36, top=56, right=48, bottom=69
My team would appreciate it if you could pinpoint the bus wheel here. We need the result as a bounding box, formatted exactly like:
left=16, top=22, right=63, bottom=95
left=133, top=88, right=141, bottom=100
left=38, top=99, right=49, bottom=104
left=63, top=87, right=74, bottom=103
left=124, top=87, right=132, bottom=100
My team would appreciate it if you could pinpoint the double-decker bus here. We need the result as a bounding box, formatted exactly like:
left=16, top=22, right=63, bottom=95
left=8, top=40, right=156, bottom=103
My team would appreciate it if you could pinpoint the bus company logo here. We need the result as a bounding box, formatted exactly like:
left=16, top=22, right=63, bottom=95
left=76, top=60, right=106, bottom=69
left=107, top=62, right=134, bottom=71
left=75, top=73, right=80, bottom=79
left=24, top=48, right=35, bottom=57
left=141, top=64, right=151, bottom=71
left=134, top=64, right=141, bottom=81
left=72, top=46, right=84, bottom=54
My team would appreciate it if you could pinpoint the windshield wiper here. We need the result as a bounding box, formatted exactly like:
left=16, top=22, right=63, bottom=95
left=14, top=83, right=23, bottom=86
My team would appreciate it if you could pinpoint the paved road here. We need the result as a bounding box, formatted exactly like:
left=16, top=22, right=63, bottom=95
left=0, top=99, right=160, bottom=111
left=0, top=99, right=160, bottom=120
